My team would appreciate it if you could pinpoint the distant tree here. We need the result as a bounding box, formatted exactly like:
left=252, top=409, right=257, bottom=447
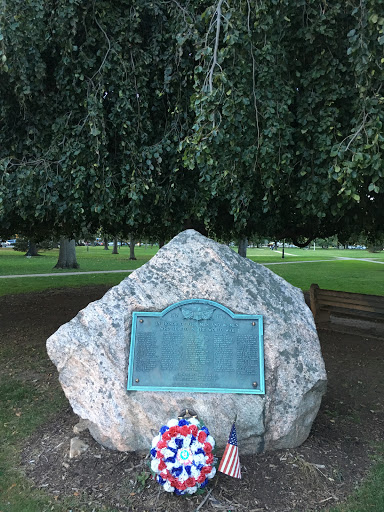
left=237, top=238, right=248, bottom=258
left=367, top=238, right=384, bottom=253
left=248, top=236, right=268, bottom=249
left=112, top=237, right=119, bottom=255
left=25, top=240, right=39, bottom=257
left=54, top=239, right=79, bottom=269
left=129, top=236, right=136, bottom=260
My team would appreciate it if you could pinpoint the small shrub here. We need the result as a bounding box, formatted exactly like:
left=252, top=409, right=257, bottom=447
left=367, top=245, right=383, bottom=253
left=13, top=238, right=29, bottom=252
left=13, top=238, right=56, bottom=253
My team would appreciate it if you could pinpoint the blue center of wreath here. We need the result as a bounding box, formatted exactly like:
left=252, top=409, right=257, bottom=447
left=180, top=449, right=189, bottom=460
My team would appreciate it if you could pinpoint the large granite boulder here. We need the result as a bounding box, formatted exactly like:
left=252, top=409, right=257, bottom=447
left=47, top=230, right=327, bottom=454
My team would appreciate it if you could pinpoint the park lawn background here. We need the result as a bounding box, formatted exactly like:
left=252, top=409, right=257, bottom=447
left=1, top=245, right=383, bottom=276
left=1, top=245, right=383, bottom=297
left=0, top=245, right=158, bottom=275
left=268, top=260, right=384, bottom=296
left=246, top=246, right=384, bottom=262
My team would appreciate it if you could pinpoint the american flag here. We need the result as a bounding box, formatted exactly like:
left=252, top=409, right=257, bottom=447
left=218, top=421, right=241, bottom=478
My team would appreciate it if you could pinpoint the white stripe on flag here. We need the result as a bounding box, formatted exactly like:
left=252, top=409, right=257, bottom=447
left=219, top=445, right=236, bottom=474
left=219, top=445, right=234, bottom=473
left=233, top=457, right=241, bottom=478
left=227, top=447, right=239, bottom=477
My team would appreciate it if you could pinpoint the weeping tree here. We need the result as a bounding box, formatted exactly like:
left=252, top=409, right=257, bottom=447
left=184, top=0, right=384, bottom=245
left=0, top=1, right=199, bottom=265
left=0, top=1, right=383, bottom=253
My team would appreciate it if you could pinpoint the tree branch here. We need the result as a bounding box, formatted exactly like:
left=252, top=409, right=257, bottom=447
left=91, top=1, right=111, bottom=80
left=208, top=0, right=224, bottom=93
left=247, top=0, right=260, bottom=148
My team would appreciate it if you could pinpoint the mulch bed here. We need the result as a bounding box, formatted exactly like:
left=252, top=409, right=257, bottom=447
left=1, top=286, right=383, bottom=511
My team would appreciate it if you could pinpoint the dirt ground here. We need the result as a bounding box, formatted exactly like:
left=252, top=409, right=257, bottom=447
left=1, top=285, right=384, bottom=512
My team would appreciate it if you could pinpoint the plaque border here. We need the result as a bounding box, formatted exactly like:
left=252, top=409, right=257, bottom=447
left=127, top=299, right=265, bottom=394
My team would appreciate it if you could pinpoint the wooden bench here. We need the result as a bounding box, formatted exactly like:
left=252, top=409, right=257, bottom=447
left=309, top=284, right=384, bottom=323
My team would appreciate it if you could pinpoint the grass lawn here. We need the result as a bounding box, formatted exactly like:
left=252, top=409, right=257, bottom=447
left=1, top=245, right=383, bottom=297
left=331, top=448, right=384, bottom=512
left=1, top=245, right=382, bottom=277
left=0, top=272, right=130, bottom=296
left=0, top=245, right=156, bottom=296
left=0, top=340, right=81, bottom=511
left=0, top=245, right=157, bottom=275
left=268, top=260, right=384, bottom=296
left=246, top=246, right=384, bottom=263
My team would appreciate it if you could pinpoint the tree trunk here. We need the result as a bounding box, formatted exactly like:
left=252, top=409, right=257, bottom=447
left=129, top=237, right=136, bottom=260
left=159, top=238, right=165, bottom=249
left=54, top=238, right=79, bottom=269
left=104, top=238, right=109, bottom=250
left=25, top=240, right=39, bottom=257
left=112, top=237, right=119, bottom=254
left=238, top=237, right=248, bottom=258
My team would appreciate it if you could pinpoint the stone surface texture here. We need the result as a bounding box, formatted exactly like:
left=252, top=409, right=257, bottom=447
left=73, top=419, right=91, bottom=434
left=47, top=230, right=327, bottom=455
left=69, top=437, right=89, bottom=458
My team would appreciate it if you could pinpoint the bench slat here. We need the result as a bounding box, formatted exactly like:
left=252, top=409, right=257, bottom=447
left=317, top=302, right=384, bottom=314
left=310, top=283, right=384, bottom=322
left=317, top=297, right=384, bottom=311
left=325, top=306, right=384, bottom=317
left=316, top=290, right=384, bottom=303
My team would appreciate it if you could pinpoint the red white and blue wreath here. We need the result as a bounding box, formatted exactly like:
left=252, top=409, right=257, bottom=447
left=150, top=417, right=216, bottom=495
